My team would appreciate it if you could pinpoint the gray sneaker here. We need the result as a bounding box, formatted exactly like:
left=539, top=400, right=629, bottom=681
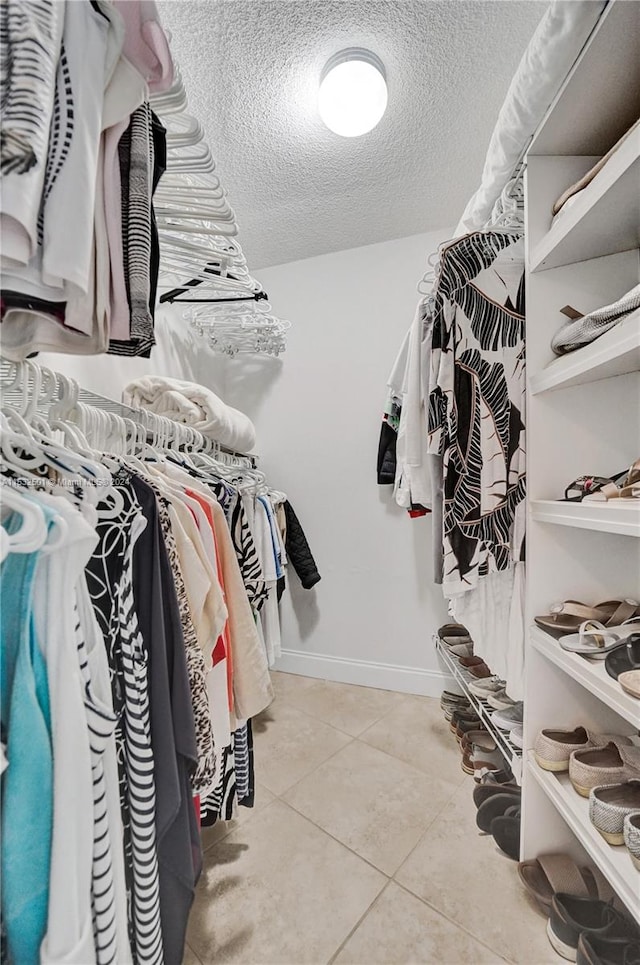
left=492, top=702, right=524, bottom=731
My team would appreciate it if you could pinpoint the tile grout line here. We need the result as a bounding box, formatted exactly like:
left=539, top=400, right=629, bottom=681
left=325, top=878, right=395, bottom=965
left=391, top=879, right=513, bottom=964
left=267, top=686, right=410, bottom=741
left=185, top=940, right=205, bottom=965
left=278, top=794, right=395, bottom=880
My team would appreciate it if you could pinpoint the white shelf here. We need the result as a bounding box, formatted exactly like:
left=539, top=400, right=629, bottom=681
left=527, top=753, right=640, bottom=921
left=529, top=128, right=640, bottom=272
left=530, top=500, right=640, bottom=538
left=530, top=309, right=640, bottom=394
left=530, top=626, right=640, bottom=729
left=435, top=637, right=522, bottom=783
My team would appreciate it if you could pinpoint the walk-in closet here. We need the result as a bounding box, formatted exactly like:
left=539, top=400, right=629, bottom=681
left=1, top=1, right=639, bottom=963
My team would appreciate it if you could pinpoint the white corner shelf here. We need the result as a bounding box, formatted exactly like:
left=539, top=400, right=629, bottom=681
left=435, top=636, right=522, bottom=783
left=530, top=626, right=640, bottom=729
left=529, top=128, right=640, bottom=272
left=530, top=499, right=640, bottom=538
left=530, top=309, right=640, bottom=395
left=527, top=753, right=640, bottom=921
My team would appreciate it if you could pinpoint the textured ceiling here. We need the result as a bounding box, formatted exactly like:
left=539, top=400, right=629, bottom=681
left=160, top=0, right=547, bottom=269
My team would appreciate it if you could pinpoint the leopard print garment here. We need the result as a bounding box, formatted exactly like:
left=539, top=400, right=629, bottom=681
left=155, top=494, right=217, bottom=793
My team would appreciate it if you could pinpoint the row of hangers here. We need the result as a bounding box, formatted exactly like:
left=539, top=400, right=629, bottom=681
left=417, top=172, right=525, bottom=298
left=0, top=358, right=274, bottom=559
left=150, top=66, right=291, bottom=356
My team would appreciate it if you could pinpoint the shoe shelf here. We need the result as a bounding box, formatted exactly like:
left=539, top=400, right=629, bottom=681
left=530, top=627, right=640, bottom=729
left=530, top=499, right=640, bottom=538
left=529, top=126, right=640, bottom=273
left=529, top=309, right=640, bottom=395
left=435, top=636, right=522, bottom=783
left=527, top=752, right=640, bottom=921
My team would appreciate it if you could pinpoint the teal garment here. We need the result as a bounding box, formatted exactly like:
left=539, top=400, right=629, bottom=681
left=1, top=512, right=53, bottom=965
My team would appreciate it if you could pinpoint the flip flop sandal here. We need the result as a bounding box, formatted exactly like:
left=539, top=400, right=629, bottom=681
left=473, top=782, right=520, bottom=809
left=535, top=599, right=640, bottom=637
left=618, top=670, right=640, bottom=699
left=559, top=619, right=640, bottom=658
left=491, top=807, right=521, bottom=861
left=563, top=472, right=626, bottom=502
left=605, top=635, right=640, bottom=680
left=476, top=792, right=522, bottom=833
left=517, top=853, right=595, bottom=913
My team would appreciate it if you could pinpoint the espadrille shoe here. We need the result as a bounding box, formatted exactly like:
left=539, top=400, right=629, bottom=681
left=589, top=780, right=640, bottom=845
left=449, top=641, right=475, bottom=658
left=623, top=812, right=640, bottom=869
left=534, top=728, right=632, bottom=773
left=570, top=743, right=640, bottom=798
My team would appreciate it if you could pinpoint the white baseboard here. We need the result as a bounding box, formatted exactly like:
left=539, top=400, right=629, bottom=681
left=273, top=648, right=453, bottom=697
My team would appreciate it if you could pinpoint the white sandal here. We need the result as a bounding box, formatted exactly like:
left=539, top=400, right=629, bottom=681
left=558, top=619, right=640, bottom=659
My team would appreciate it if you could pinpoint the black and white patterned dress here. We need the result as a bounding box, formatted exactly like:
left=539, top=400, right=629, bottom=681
left=428, top=232, right=526, bottom=596
left=85, top=474, right=164, bottom=965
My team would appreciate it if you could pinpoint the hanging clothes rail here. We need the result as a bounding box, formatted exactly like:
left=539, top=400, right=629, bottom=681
left=0, top=358, right=257, bottom=468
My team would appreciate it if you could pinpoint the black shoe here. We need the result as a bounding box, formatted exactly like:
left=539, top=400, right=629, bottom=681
left=577, top=933, right=640, bottom=965
left=476, top=791, right=521, bottom=831
left=490, top=806, right=520, bottom=860
left=548, top=894, right=635, bottom=962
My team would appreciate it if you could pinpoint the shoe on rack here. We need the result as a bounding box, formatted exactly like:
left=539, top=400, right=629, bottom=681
left=547, top=893, right=635, bottom=962
left=491, top=806, right=521, bottom=860
left=458, top=654, right=485, bottom=668
left=437, top=624, right=471, bottom=647
left=478, top=767, right=514, bottom=787
left=605, top=634, right=640, bottom=679
left=468, top=662, right=492, bottom=679
left=486, top=689, right=516, bottom=711
left=440, top=690, right=471, bottom=720
left=448, top=641, right=475, bottom=658
left=534, top=728, right=632, bottom=773
left=535, top=599, right=640, bottom=638
left=491, top=702, right=524, bottom=731
left=624, top=812, right=640, bottom=870
left=570, top=743, right=640, bottom=798
left=468, top=676, right=506, bottom=698
left=455, top=718, right=487, bottom=744
left=577, top=933, right=640, bottom=965
left=589, top=779, right=640, bottom=845
left=476, top=791, right=522, bottom=833
left=449, top=708, right=480, bottom=733
left=510, top=725, right=524, bottom=749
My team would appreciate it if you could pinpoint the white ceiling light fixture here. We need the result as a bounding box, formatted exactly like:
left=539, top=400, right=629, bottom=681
left=318, top=48, right=387, bottom=138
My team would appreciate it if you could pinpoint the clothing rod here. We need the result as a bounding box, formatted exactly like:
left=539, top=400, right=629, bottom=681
left=0, top=356, right=257, bottom=468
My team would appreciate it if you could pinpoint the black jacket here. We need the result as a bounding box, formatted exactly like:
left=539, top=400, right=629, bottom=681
left=283, top=500, right=321, bottom=590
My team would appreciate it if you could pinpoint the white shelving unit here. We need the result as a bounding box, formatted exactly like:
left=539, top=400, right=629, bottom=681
left=530, top=499, right=640, bottom=538
left=527, top=753, right=640, bottom=921
left=530, top=628, right=640, bottom=730
left=435, top=637, right=522, bottom=783
left=522, top=0, right=640, bottom=925
left=529, top=309, right=640, bottom=395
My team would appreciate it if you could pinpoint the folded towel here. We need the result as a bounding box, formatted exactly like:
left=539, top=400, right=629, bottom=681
left=123, top=376, right=256, bottom=452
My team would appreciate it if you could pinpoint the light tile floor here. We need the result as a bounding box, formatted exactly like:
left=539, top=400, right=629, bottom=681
left=186, top=672, right=562, bottom=965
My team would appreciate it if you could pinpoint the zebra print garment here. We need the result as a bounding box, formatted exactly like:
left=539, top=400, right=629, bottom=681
left=86, top=476, right=164, bottom=965
left=229, top=494, right=268, bottom=613
left=427, top=231, right=526, bottom=595
left=0, top=0, right=63, bottom=176
left=74, top=602, right=119, bottom=965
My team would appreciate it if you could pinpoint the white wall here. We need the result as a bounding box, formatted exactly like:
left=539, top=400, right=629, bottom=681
left=42, top=229, right=452, bottom=695
left=223, top=230, right=451, bottom=695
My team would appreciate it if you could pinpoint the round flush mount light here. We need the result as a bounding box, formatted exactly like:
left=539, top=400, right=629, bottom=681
left=318, top=48, right=387, bottom=137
